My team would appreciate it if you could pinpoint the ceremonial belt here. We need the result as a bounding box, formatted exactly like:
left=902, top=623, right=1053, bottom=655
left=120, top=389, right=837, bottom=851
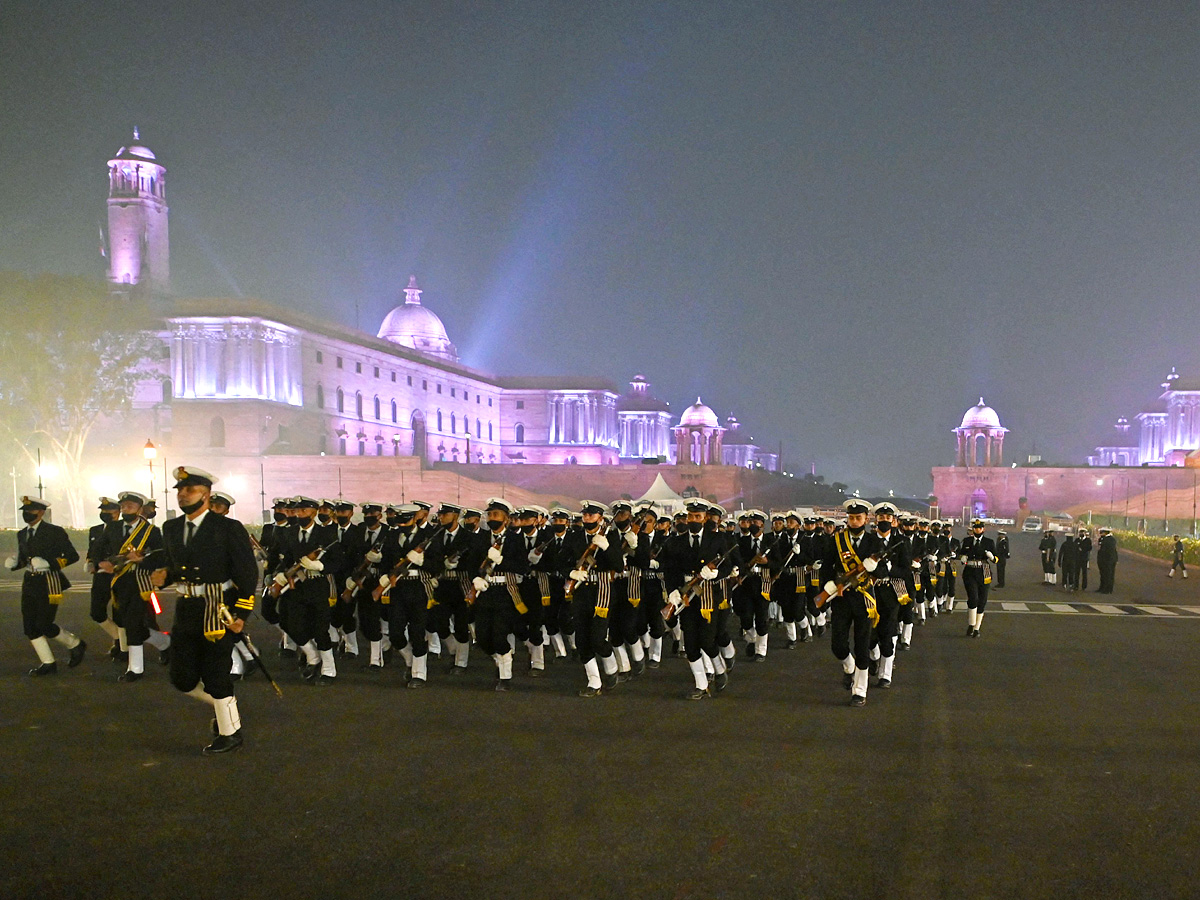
left=33, top=569, right=66, bottom=603
left=179, top=581, right=230, bottom=641
left=965, top=560, right=986, bottom=567
left=626, top=567, right=642, bottom=605
left=834, top=531, right=880, bottom=628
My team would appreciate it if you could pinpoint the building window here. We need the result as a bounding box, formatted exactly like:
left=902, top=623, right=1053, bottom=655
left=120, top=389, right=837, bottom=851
left=437, top=384, right=443, bottom=394
left=356, top=392, right=363, bottom=419
left=476, top=395, right=481, bottom=404
left=373, top=396, right=381, bottom=420
left=391, top=400, right=397, bottom=423
left=358, top=440, right=366, bottom=455
left=407, top=375, right=413, bottom=386
left=516, top=400, right=524, bottom=409
left=489, top=422, right=493, bottom=441
left=316, top=384, right=324, bottom=408
left=515, top=423, right=525, bottom=443
left=391, top=372, right=396, bottom=383
left=422, top=380, right=428, bottom=391
left=161, top=378, right=174, bottom=404
left=355, top=362, right=362, bottom=374
left=451, top=413, right=456, bottom=433
left=437, top=410, right=443, bottom=431
left=316, top=351, right=323, bottom=364
left=476, top=418, right=481, bottom=438
left=337, top=388, right=344, bottom=412
left=376, top=441, right=383, bottom=456
left=451, top=388, right=456, bottom=398
left=339, top=437, right=346, bottom=455
left=488, top=398, right=493, bottom=407
left=374, top=367, right=380, bottom=378
left=336, top=356, right=343, bottom=369
left=210, top=416, right=225, bottom=448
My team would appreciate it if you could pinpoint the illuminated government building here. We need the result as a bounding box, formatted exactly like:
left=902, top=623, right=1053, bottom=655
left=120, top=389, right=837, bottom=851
left=105, top=132, right=779, bottom=476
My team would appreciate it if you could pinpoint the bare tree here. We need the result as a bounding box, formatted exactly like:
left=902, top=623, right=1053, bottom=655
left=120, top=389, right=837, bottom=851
left=0, top=273, right=160, bottom=525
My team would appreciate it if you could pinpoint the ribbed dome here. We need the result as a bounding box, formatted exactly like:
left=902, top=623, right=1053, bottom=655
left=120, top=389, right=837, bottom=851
left=960, top=398, right=1002, bottom=429
left=377, top=276, right=458, bottom=362
left=114, top=128, right=157, bottom=161
left=680, top=397, right=719, bottom=428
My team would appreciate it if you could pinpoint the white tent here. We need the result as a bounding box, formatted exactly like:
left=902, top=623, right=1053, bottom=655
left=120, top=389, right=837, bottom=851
left=634, top=473, right=685, bottom=515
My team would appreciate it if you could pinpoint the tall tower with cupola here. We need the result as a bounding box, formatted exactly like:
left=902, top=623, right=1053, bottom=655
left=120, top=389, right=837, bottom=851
left=106, top=128, right=169, bottom=296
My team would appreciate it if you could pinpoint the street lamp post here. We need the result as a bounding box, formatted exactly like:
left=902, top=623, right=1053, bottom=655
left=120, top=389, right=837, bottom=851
left=143, top=439, right=157, bottom=500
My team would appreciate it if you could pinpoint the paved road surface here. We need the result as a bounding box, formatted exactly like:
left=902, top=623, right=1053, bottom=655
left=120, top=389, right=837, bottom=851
left=1, top=533, right=1197, bottom=899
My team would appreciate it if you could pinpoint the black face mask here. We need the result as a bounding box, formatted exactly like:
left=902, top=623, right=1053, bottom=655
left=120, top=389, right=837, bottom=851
left=296, top=514, right=315, bottom=528
left=22, top=510, right=39, bottom=524
left=145, top=511, right=156, bottom=520
left=363, top=514, right=381, bottom=526
left=179, top=499, right=204, bottom=516
left=335, top=515, right=353, bottom=526
left=121, top=511, right=139, bottom=523
left=552, top=524, right=567, bottom=534
left=487, top=519, right=506, bottom=532
left=273, top=512, right=287, bottom=523
left=877, top=522, right=892, bottom=533
left=101, top=511, right=118, bottom=523
left=318, top=513, right=332, bottom=524
left=786, top=527, right=799, bottom=536
left=687, top=521, right=704, bottom=534
left=848, top=524, right=865, bottom=536
left=523, top=524, right=538, bottom=534
left=750, top=525, right=763, bottom=535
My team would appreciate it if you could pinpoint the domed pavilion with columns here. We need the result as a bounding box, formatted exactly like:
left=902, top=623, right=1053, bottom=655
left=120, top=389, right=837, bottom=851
left=954, top=398, right=1009, bottom=468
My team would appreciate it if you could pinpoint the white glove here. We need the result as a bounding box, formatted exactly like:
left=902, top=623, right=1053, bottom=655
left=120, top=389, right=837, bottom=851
left=911, top=560, right=921, bottom=570
left=4, top=556, right=16, bottom=570
left=378, top=575, right=391, bottom=590
left=728, top=567, right=740, bottom=580
left=569, top=569, right=589, bottom=583
left=365, top=549, right=382, bottom=564
left=813, top=561, right=823, bottom=569
left=29, top=556, right=49, bottom=573
left=862, top=557, right=878, bottom=573
left=487, top=547, right=503, bottom=564
left=792, top=542, right=803, bottom=555
left=648, top=559, right=660, bottom=570
left=299, top=556, right=324, bottom=572
left=592, top=534, right=609, bottom=551
left=699, top=565, right=718, bottom=581
left=273, top=572, right=288, bottom=587
left=823, top=581, right=837, bottom=595
left=345, top=577, right=359, bottom=591
left=667, top=589, right=683, bottom=611
left=445, top=554, right=460, bottom=570
left=986, top=551, right=997, bottom=562
left=528, top=549, right=543, bottom=564
left=472, top=576, right=488, bottom=594
left=624, top=531, right=638, bottom=549
left=406, top=550, right=424, bottom=566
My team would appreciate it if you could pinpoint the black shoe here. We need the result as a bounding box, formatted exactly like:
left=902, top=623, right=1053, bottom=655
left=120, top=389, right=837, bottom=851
left=109, top=640, right=126, bottom=662
left=315, top=674, right=336, bottom=685
left=202, top=730, right=244, bottom=755
left=815, top=624, right=826, bottom=637
left=68, top=640, right=87, bottom=668
left=684, top=687, right=709, bottom=700
left=631, top=658, right=646, bottom=677
left=965, top=625, right=975, bottom=637
left=877, top=678, right=891, bottom=689
left=279, top=647, right=297, bottom=659
left=744, top=643, right=756, bottom=659
left=117, top=670, right=144, bottom=683
left=366, top=662, right=385, bottom=671
left=616, top=670, right=631, bottom=683
left=714, top=671, right=728, bottom=692
left=970, top=628, right=980, bottom=639
left=210, top=717, right=219, bottom=736
left=898, top=640, right=910, bottom=651
left=800, top=633, right=813, bottom=643
left=578, top=685, right=602, bottom=697
left=494, top=679, right=511, bottom=692
left=868, top=659, right=879, bottom=677
left=526, top=667, right=545, bottom=678
left=842, top=672, right=853, bottom=689
left=849, top=694, right=867, bottom=708
left=447, top=665, right=466, bottom=675
left=602, top=670, right=618, bottom=690
left=407, top=677, right=426, bottom=688
left=29, top=662, right=57, bottom=676
left=724, top=655, right=736, bottom=672
left=158, top=646, right=171, bottom=666
left=647, top=659, right=661, bottom=669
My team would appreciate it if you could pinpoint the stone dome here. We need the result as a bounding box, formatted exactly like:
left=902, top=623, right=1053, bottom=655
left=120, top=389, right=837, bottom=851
left=960, top=397, right=1002, bottom=430
left=679, top=397, right=719, bottom=428
left=114, top=128, right=157, bottom=161
left=377, top=276, right=458, bottom=362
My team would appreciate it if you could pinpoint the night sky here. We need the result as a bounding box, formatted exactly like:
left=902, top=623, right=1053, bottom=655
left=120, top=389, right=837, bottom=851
left=3, top=1, right=1198, bottom=496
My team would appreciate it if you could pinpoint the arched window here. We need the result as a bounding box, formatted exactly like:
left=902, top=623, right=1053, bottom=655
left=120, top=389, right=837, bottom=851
left=210, top=416, right=225, bottom=448
left=391, top=400, right=397, bottom=423
left=161, top=378, right=174, bottom=404
left=515, top=423, right=525, bottom=444
left=316, top=384, right=324, bottom=408
left=336, top=388, right=344, bottom=413
left=451, top=413, right=456, bottom=434
left=476, top=418, right=481, bottom=438
left=437, top=410, right=443, bottom=431
left=356, top=392, right=363, bottom=419
left=358, top=440, right=366, bottom=455
left=373, top=396, right=381, bottom=420
left=488, top=422, right=493, bottom=441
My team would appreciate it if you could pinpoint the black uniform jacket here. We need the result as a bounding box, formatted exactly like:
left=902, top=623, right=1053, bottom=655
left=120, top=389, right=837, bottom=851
left=161, top=512, right=259, bottom=612
left=17, top=521, right=80, bottom=588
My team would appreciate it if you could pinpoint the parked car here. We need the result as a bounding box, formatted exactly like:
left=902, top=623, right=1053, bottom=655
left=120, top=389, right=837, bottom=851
left=1022, top=515, right=1043, bottom=533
